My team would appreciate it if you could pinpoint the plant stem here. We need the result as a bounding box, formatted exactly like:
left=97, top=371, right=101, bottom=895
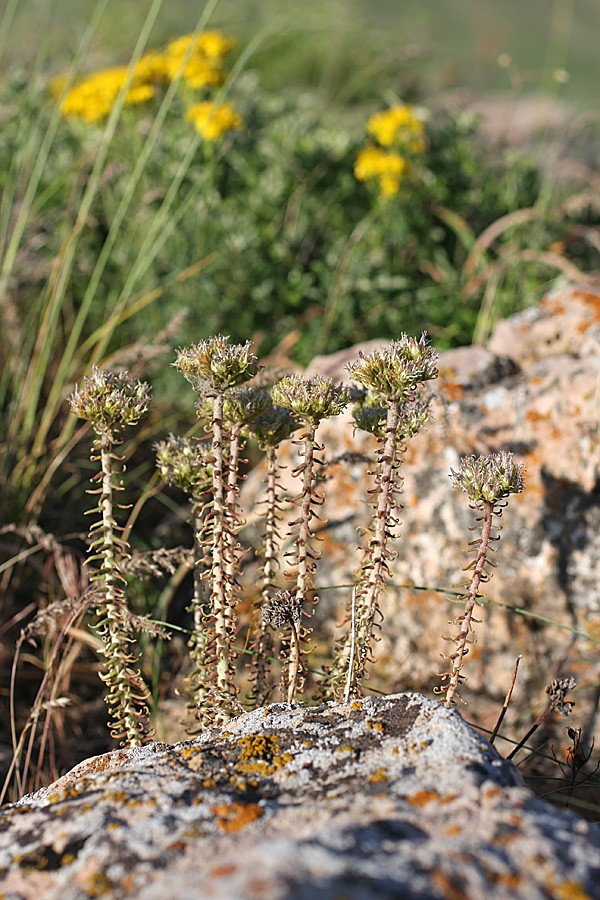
left=287, top=618, right=301, bottom=704
left=296, top=421, right=318, bottom=603
left=209, top=391, right=237, bottom=709
left=444, top=501, right=494, bottom=707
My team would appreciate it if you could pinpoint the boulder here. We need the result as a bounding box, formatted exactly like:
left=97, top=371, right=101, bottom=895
left=1, top=695, right=599, bottom=899
left=240, top=286, right=600, bottom=740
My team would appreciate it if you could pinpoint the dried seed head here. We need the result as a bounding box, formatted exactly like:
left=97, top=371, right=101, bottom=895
left=270, top=374, right=350, bottom=424
left=546, top=676, right=576, bottom=717
left=174, top=336, right=259, bottom=394
left=68, top=366, right=151, bottom=438
left=155, top=435, right=212, bottom=496
left=262, top=590, right=302, bottom=628
left=347, top=333, right=438, bottom=401
left=450, top=451, right=525, bottom=505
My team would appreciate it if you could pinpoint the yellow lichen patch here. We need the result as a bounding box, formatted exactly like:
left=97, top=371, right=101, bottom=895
left=351, top=701, right=363, bottom=710
left=366, top=721, right=385, bottom=733
left=203, top=778, right=216, bottom=788
left=234, top=734, right=293, bottom=776
left=408, top=790, right=439, bottom=807
left=106, top=822, right=121, bottom=831
left=60, top=852, right=76, bottom=866
left=181, top=746, right=202, bottom=760
left=211, top=801, right=263, bottom=833
left=83, top=871, right=112, bottom=897
left=368, top=768, right=390, bottom=783
left=335, top=745, right=356, bottom=754
left=550, top=881, right=593, bottom=900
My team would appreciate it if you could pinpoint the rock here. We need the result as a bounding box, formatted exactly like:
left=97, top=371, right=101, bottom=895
left=1, top=695, right=599, bottom=899
left=239, top=285, right=600, bottom=739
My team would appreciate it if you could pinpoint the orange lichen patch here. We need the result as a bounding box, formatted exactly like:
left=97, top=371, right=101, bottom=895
left=442, top=382, right=465, bottom=402
left=211, top=864, right=238, bottom=877
left=492, top=828, right=521, bottom=847
left=431, top=870, right=467, bottom=900
left=203, top=778, right=217, bottom=788
left=165, top=840, right=185, bottom=852
left=211, top=801, right=263, bottom=833
left=351, top=701, right=362, bottom=710
left=438, top=794, right=458, bottom=805
left=444, top=825, right=462, bottom=836
left=368, top=768, right=390, bottom=783
left=407, top=790, right=439, bottom=807
left=526, top=409, right=551, bottom=423
left=490, top=873, right=523, bottom=889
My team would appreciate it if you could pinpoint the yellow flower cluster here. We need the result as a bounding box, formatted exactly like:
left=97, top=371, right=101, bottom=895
left=51, top=30, right=239, bottom=129
left=185, top=101, right=243, bottom=141
left=355, top=104, right=426, bottom=198
left=354, top=147, right=409, bottom=198
left=144, top=31, right=235, bottom=89
left=366, top=105, right=425, bottom=152
left=50, top=66, right=155, bottom=124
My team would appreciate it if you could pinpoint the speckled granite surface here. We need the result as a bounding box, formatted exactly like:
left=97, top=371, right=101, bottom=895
left=1, top=694, right=599, bottom=899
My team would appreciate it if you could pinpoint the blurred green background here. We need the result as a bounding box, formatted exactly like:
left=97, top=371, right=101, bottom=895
left=4, top=0, right=598, bottom=104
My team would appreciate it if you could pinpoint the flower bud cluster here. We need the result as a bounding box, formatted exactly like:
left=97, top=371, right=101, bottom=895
left=174, top=335, right=259, bottom=394
left=450, top=451, right=525, bottom=505
left=68, top=366, right=151, bottom=437
left=154, top=435, right=212, bottom=496
left=346, top=333, right=438, bottom=401
left=353, top=394, right=431, bottom=441
left=271, top=374, right=350, bottom=424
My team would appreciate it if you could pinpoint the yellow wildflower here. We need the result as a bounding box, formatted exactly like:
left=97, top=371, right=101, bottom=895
left=57, top=66, right=155, bottom=124
left=366, top=105, right=425, bottom=153
left=354, top=146, right=408, bottom=198
left=185, top=101, right=243, bottom=140
left=153, top=31, right=235, bottom=88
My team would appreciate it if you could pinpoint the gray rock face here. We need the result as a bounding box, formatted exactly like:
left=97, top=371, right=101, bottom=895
left=1, top=695, right=599, bottom=900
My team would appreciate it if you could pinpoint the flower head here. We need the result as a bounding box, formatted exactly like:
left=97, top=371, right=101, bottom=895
left=68, top=366, right=151, bottom=438
left=546, top=677, right=576, bottom=717
left=366, top=105, right=425, bottom=151
left=450, top=451, right=525, bottom=506
left=353, top=394, right=431, bottom=442
left=262, top=590, right=302, bottom=628
left=154, top=31, right=235, bottom=87
left=155, top=434, right=212, bottom=496
left=347, top=334, right=438, bottom=402
left=248, top=403, right=300, bottom=449
left=56, top=66, right=155, bottom=124
left=185, top=101, right=242, bottom=140
left=174, top=336, right=259, bottom=395
left=354, top=146, right=409, bottom=198
left=271, top=374, right=350, bottom=425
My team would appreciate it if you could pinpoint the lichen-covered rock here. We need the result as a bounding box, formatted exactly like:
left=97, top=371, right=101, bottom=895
left=240, top=285, right=600, bottom=736
left=1, top=695, right=599, bottom=899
